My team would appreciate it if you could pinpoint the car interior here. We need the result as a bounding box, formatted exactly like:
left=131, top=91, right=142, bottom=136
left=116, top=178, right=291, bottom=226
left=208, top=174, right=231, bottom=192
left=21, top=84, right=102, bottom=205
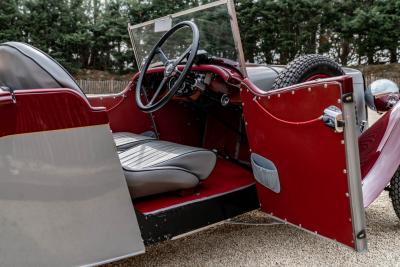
left=0, top=41, right=257, bottom=216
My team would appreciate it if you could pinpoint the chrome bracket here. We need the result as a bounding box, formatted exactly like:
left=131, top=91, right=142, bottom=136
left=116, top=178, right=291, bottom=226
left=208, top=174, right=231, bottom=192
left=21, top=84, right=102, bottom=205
left=323, top=105, right=344, bottom=133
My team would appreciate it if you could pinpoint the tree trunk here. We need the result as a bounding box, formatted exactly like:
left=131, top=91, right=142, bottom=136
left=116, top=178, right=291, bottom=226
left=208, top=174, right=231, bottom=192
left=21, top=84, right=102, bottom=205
left=390, top=47, right=398, bottom=63
left=339, top=40, right=349, bottom=66
left=367, top=51, right=374, bottom=64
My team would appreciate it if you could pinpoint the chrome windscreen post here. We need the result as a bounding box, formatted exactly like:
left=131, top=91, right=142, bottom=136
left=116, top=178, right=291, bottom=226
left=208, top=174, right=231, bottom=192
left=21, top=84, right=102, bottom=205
left=342, top=91, right=368, bottom=252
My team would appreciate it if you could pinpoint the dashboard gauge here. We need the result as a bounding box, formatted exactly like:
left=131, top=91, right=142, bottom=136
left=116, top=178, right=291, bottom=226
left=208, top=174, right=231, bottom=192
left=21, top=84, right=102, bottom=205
left=168, top=76, right=195, bottom=96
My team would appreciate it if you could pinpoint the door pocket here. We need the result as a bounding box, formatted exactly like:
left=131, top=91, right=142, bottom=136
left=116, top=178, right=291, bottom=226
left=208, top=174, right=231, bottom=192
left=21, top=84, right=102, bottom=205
left=251, top=153, right=280, bottom=193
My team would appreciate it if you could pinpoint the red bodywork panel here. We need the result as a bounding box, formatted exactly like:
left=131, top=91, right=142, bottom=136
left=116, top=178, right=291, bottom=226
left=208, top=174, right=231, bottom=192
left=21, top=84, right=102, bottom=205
left=359, top=112, right=390, bottom=179
left=241, top=77, right=356, bottom=248
left=361, top=103, right=400, bottom=207
left=1, top=88, right=108, bottom=138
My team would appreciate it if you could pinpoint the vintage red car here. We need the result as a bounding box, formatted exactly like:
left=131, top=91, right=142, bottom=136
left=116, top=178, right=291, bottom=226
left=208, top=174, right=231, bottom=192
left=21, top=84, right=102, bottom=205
left=0, top=0, right=399, bottom=266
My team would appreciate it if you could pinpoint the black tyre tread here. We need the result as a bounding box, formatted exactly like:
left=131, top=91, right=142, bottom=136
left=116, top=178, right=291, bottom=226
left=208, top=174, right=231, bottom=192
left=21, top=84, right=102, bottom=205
left=272, top=54, right=345, bottom=90
left=389, top=168, right=400, bottom=220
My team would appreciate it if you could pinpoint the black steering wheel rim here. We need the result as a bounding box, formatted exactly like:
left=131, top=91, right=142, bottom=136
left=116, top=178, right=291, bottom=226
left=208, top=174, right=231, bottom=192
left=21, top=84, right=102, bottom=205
left=135, top=21, right=200, bottom=113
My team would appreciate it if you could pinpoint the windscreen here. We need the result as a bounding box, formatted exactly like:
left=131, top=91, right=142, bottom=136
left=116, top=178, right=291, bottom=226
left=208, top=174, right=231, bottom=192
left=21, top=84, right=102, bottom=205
left=128, top=1, right=239, bottom=70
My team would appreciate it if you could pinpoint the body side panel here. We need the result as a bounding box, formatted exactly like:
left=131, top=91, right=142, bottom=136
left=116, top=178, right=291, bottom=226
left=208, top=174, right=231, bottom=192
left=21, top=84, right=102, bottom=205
left=241, top=78, right=357, bottom=248
left=0, top=88, right=145, bottom=266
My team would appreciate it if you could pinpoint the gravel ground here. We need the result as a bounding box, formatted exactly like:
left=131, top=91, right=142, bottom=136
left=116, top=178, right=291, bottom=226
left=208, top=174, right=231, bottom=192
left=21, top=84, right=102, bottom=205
left=108, top=192, right=400, bottom=266
left=106, top=110, right=400, bottom=266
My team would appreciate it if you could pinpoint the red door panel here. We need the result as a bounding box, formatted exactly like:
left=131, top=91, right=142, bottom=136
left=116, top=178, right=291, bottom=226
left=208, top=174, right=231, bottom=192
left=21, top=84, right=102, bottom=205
left=241, top=79, right=356, bottom=248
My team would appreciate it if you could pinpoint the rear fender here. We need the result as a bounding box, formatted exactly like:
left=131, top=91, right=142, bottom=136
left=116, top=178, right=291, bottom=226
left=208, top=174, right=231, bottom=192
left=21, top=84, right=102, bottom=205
left=361, top=104, right=400, bottom=207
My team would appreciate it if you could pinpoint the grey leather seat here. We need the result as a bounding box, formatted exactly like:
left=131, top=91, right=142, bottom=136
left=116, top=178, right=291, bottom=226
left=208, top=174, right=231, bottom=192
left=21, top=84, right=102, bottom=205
left=113, top=132, right=154, bottom=151
left=118, top=137, right=216, bottom=198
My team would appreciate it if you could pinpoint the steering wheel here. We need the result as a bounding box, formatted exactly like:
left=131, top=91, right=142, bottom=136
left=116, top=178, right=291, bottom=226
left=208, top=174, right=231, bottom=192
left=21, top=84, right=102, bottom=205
left=135, top=21, right=200, bottom=113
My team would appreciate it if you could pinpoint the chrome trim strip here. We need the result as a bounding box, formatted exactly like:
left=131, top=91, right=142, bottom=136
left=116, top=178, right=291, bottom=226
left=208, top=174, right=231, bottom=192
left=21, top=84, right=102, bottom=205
left=342, top=93, right=368, bottom=252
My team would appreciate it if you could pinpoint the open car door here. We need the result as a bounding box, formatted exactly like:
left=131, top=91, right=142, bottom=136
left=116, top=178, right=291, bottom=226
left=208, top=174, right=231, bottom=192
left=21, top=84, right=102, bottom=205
left=0, top=87, right=144, bottom=266
left=241, top=76, right=367, bottom=251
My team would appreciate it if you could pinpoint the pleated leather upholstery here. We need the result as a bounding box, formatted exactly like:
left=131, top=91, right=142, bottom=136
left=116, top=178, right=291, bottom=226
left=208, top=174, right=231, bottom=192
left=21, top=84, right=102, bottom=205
left=118, top=139, right=216, bottom=198
left=113, top=132, right=154, bottom=151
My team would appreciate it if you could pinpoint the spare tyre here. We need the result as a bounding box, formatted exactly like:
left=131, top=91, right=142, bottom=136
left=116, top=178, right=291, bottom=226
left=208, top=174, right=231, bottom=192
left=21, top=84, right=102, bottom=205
left=390, top=167, right=400, bottom=220
left=272, top=54, right=345, bottom=90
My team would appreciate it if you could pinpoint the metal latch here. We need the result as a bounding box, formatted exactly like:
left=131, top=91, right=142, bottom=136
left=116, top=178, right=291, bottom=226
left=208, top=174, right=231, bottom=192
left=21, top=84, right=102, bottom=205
left=323, top=105, right=344, bottom=133
left=0, top=86, right=16, bottom=105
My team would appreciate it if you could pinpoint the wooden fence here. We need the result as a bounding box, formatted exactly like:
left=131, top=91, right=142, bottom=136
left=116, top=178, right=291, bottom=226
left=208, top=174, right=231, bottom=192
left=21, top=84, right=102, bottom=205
left=77, top=80, right=130, bottom=95
left=78, top=74, right=400, bottom=95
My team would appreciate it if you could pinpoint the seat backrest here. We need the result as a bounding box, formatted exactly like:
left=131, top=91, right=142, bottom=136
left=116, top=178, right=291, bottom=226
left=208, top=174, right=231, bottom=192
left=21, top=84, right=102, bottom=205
left=0, top=42, right=85, bottom=97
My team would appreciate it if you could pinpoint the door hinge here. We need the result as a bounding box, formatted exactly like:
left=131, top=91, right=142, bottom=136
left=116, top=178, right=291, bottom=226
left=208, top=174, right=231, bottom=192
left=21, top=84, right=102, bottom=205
left=356, top=229, right=367, bottom=239
left=342, top=92, right=354, bottom=103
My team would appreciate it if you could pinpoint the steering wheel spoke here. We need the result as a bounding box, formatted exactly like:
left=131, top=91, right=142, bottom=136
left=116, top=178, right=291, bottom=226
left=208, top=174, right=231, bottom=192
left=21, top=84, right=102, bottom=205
left=136, top=21, right=199, bottom=113
left=156, top=47, right=170, bottom=65
left=149, top=77, right=168, bottom=105
left=174, top=46, right=192, bottom=66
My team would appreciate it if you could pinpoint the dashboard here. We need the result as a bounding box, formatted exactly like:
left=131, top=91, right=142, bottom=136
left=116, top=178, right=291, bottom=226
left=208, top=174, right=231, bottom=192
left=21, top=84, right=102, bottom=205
left=142, top=68, right=243, bottom=107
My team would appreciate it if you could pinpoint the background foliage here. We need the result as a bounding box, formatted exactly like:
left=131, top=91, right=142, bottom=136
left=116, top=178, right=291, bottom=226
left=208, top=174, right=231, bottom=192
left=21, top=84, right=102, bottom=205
left=1, top=0, right=399, bottom=74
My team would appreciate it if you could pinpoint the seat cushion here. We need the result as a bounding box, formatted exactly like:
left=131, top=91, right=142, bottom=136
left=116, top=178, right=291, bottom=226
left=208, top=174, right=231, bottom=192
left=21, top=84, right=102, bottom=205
left=113, top=132, right=154, bottom=151
left=123, top=167, right=199, bottom=198
left=119, top=141, right=216, bottom=198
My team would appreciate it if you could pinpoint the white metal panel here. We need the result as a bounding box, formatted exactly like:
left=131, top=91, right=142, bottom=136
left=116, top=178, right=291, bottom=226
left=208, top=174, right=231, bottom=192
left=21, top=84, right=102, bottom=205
left=0, top=125, right=144, bottom=266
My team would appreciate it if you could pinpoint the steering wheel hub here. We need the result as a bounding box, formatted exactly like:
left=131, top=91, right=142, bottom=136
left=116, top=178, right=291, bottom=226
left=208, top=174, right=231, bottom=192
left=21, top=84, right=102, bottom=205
left=164, top=62, right=176, bottom=77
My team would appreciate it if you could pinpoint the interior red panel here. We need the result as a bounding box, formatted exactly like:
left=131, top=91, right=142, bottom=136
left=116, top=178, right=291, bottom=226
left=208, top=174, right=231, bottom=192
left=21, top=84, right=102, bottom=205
left=152, top=101, right=203, bottom=147
left=0, top=88, right=108, bottom=138
left=241, top=78, right=355, bottom=248
left=88, top=86, right=153, bottom=134
left=89, top=66, right=247, bottom=153
left=202, top=105, right=250, bottom=162
left=133, top=159, right=255, bottom=214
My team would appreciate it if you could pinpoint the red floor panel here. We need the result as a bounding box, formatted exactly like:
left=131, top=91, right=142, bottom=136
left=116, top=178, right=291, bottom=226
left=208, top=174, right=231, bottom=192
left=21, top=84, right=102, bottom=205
left=133, top=159, right=255, bottom=214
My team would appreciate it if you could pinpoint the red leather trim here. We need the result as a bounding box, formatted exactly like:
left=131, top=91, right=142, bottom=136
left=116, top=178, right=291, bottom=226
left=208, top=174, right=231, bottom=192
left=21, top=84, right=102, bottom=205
left=242, top=75, right=354, bottom=96
left=130, top=64, right=242, bottom=86
left=0, top=88, right=108, bottom=138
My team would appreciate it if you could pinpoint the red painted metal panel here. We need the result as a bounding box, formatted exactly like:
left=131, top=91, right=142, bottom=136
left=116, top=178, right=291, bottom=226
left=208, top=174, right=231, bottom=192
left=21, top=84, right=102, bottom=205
left=361, top=103, right=400, bottom=207
left=88, top=86, right=153, bottom=135
left=241, top=78, right=356, bottom=248
left=0, top=88, right=108, bottom=138
left=359, top=112, right=390, bottom=179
